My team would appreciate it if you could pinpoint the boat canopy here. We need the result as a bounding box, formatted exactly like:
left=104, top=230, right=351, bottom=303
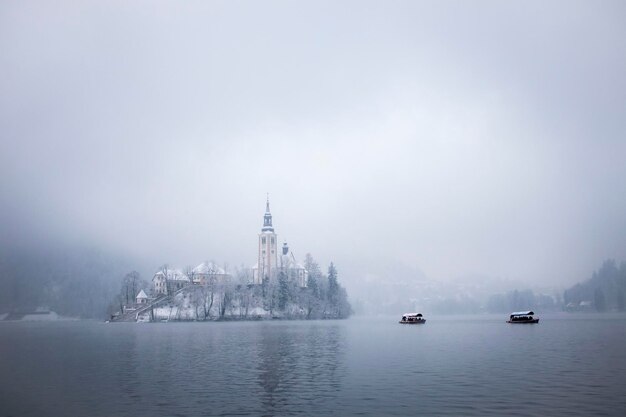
left=402, top=313, right=423, bottom=317
left=510, top=311, right=534, bottom=316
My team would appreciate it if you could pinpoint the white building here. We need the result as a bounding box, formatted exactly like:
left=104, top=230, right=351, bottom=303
left=278, top=242, right=308, bottom=288
left=136, top=289, right=149, bottom=304
left=191, top=261, right=229, bottom=285
left=252, top=198, right=307, bottom=287
left=252, top=198, right=278, bottom=284
left=152, top=262, right=229, bottom=296
left=152, top=268, right=190, bottom=295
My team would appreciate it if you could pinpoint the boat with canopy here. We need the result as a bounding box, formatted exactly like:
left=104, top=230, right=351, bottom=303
left=507, top=311, right=539, bottom=324
left=399, top=313, right=426, bottom=324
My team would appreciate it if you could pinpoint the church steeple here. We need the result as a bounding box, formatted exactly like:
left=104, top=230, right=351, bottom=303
left=262, top=194, right=274, bottom=232
left=254, top=195, right=278, bottom=285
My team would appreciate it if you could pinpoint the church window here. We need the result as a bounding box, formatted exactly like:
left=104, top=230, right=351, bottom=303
left=271, top=237, right=275, bottom=244
left=262, top=237, right=266, bottom=244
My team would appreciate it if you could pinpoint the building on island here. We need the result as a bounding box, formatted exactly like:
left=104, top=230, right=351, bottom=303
left=252, top=197, right=308, bottom=287
left=252, top=197, right=278, bottom=285
left=152, top=268, right=191, bottom=295
left=190, top=261, right=229, bottom=285
left=136, top=289, right=149, bottom=304
left=150, top=197, right=306, bottom=296
left=152, top=262, right=229, bottom=296
left=279, top=242, right=308, bottom=287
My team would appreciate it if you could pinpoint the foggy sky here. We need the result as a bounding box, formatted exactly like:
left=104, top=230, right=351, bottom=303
left=2, top=0, right=626, bottom=289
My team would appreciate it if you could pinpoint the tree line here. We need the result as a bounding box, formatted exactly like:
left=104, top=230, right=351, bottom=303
left=487, top=259, right=626, bottom=313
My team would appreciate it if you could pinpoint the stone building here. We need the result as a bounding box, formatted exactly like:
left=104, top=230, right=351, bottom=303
left=152, top=268, right=190, bottom=295
left=152, top=262, right=229, bottom=296
left=190, top=261, right=229, bottom=285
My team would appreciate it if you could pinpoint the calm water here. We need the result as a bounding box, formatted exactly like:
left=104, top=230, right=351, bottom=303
left=1, top=314, right=625, bottom=416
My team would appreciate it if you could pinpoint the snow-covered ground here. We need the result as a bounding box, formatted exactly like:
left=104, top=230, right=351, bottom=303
left=149, top=305, right=272, bottom=321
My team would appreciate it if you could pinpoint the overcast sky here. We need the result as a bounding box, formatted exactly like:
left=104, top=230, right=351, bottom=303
left=1, top=0, right=625, bottom=288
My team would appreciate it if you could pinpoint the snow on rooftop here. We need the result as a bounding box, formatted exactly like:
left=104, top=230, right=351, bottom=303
left=193, top=261, right=226, bottom=275
left=153, top=268, right=189, bottom=281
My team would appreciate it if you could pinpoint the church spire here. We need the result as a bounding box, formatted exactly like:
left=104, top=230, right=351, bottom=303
left=262, top=194, right=274, bottom=232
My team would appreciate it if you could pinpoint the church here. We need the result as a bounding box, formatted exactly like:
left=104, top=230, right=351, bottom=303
left=150, top=197, right=307, bottom=296
left=252, top=198, right=308, bottom=287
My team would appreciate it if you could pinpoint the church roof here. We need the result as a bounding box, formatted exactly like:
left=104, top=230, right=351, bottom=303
left=193, top=261, right=226, bottom=275
left=279, top=252, right=307, bottom=271
left=153, top=268, right=190, bottom=281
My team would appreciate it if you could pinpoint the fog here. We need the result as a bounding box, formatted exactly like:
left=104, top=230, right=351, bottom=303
left=2, top=1, right=626, bottom=313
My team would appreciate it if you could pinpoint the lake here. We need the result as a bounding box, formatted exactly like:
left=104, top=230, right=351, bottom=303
left=1, top=313, right=625, bottom=416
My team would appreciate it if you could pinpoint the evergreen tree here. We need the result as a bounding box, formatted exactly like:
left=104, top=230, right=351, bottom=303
left=278, top=271, right=289, bottom=311
left=304, top=273, right=320, bottom=318
left=327, top=262, right=339, bottom=316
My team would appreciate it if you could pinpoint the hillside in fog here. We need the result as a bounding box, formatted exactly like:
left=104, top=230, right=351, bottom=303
left=564, top=259, right=626, bottom=312
left=0, top=239, right=136, bottom=318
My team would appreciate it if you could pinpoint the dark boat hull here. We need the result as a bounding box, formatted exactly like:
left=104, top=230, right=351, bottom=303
left=507, top=319, right=539, bottom=324
left=399, top=320, right=426, bottom=324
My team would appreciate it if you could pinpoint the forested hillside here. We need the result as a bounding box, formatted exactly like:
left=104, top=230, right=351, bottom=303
left=0, top=241, right=133, bottom=318
left=564, top=260, right=626, bottom=311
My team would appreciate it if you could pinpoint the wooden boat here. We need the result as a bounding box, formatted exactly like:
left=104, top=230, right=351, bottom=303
left=507, top=311, right=539, bottom=324
left=399, top=313, right=426, bottom=324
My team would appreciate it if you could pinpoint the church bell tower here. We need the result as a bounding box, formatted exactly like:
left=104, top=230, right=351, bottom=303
left=256, top=196, right=278, bottom=284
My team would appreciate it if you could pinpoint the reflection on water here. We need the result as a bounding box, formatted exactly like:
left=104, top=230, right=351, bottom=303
left=1, top=315, right=626, bottom=416
left=255, top=323, right=346, bottom=415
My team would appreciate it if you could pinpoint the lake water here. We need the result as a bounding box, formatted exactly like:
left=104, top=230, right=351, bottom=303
left=1, top=314, right=625, bottom=416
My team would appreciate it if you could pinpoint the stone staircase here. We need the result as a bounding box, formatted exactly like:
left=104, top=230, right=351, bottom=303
left=110, top=287, right=190, bottom=322
left=110, top=295, right=167, bottom=322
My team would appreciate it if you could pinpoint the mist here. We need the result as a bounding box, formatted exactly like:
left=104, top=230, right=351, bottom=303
left=2, top=1, right=626, bottom=316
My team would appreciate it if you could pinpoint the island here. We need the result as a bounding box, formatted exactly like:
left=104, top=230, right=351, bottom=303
left=110, top=198, right=351, bottom=322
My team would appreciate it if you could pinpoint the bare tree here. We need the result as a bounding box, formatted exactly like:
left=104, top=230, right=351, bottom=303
left=120, top=275, right=131, bottom=306
left=189, top=286, right=202, bottom=320
left=167, top=302, right=175, bottom=321
left=174, top=293, right=185, bottom=320
left=200, top=277, right=216, bottom=320
left=126, top=271, right=141, bottom=301
left=234, top=265, right=254, bottom=318
left=217, top=278, right=234, bottom=318
left=184, top=265, right=195, bottom=284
